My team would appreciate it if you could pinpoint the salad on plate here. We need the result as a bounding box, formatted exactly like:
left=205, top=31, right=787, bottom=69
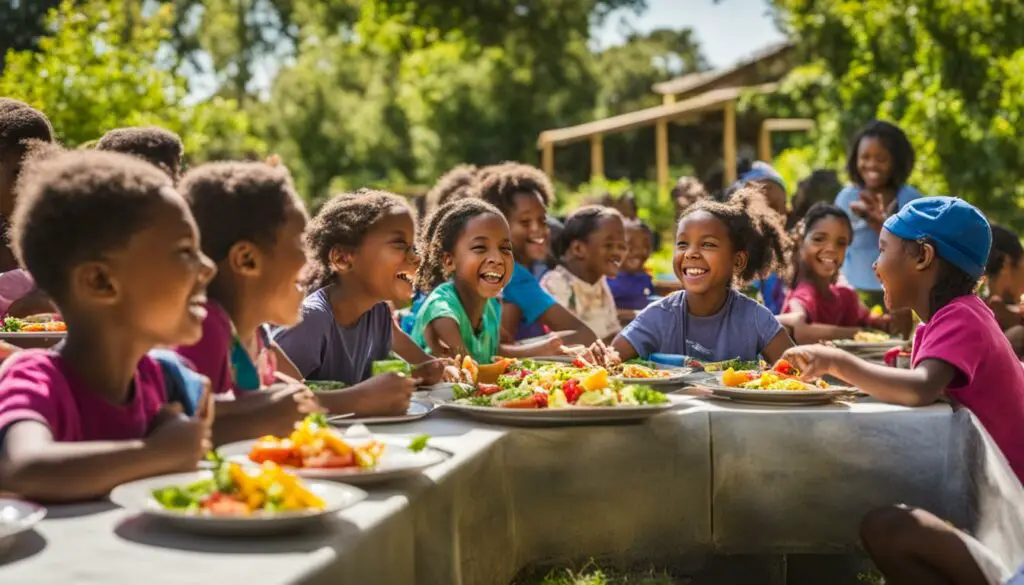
left=718, top=359, right=833, bottom=392
left=248, top=414, right=385, bottom=470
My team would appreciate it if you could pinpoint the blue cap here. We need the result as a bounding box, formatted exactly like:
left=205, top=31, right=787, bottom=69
left=883, top=196, right=991, bottom=279
left=738, top=161, right=787, bottom=195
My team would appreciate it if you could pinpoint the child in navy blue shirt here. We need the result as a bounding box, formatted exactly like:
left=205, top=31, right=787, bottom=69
left=608, top=219, right=655, bottom=323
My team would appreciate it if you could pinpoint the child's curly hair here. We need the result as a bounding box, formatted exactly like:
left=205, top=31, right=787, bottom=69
left=985, top=224, right=1023, bottom=283
left=0, top=102, right=54, bottom=172
left=415, top=198, right=505, bottom=292
left=178, top=162, right=304, bottom=265
left=304, top=189, right=413, bottom=292
left=477, top=162, right=553, bottom=215
left=425, top=164, right=480, bottom=215
left=846, top=120, right=915, bottom=190
left=678, top=184, right=791, bottom=283
left=96, top=127, right=184, bottom=181
left=11, top=150, right=175, bottom=304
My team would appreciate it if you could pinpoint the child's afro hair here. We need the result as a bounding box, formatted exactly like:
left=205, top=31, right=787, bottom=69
left=678, top=184, right=791, bottom=282
left=986, top=224, right=1024, bottom=281
left=304, top=189, right=413, bottom=292
left=178, top=161, right=305, bottom=265
left=425, top=164, right=480, bottom=214
left=846, top=120, right=915, bottom=190
left=415, top=198, right=506, bottom=292
left=96, top=127, right=184, bottom=180
left=553, top=205, right=623, bottom=259
left=477, top=162, right=553, bottom=215
left=0, top=102, right=54, bottom=165
left=11, top=150, right=176, bottom=304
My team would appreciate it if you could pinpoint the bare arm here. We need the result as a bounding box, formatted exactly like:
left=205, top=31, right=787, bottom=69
left=832, top=356, right=953, bottom=407
left=610, top=334, right=639, bottom=362
left=793, top=322, right=860, bottom=345
left=270, top=342, right=302, bottom=382
left=500, top=302, right=522, bottom=343
left=761, top=330, right=795, bottom=364
left=536, top=304, right=597, bottom=346
left=1, top=420, right=183, bottom=502
left=424, top=318, right=468, bottom=359
left=391, top=320, right=432, bottom=364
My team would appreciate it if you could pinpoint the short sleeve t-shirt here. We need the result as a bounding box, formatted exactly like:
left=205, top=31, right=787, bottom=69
left=913, top=294, right=1024, bottom=482
left=272, top=288, right=393, bottom=386
left=621, top=289, right=784, bottom=362
left=411, top=282, right=501, bottom=364
left=176, top=301, right=276, bottom=395
left=835, top=184, right=921, bottom=291
left=540, top=266, right=621, bottom=340
left=782, top=281, right=869, bottom=327
left=502, top=263, right=557, bottom=339
left=0, top=350, right=168, bottom=443
left=607, top=270, right=654, bottom=311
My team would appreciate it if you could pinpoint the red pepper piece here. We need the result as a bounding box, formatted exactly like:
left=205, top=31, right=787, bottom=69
left=562, top=379, right=582, bottom=404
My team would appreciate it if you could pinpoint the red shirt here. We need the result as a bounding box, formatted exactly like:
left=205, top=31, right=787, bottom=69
left=782, top=281, right=869, bottom=326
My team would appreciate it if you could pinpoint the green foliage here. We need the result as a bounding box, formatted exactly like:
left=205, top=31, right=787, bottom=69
left=0, top=0, right=263, bottom=162
left=769, top=0, right=1024, bottom=228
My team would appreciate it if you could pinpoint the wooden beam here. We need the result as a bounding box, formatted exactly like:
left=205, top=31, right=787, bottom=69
left=759, top=118, right=816, bottom=162
left=758, top=123, right=772, bottom=162
left=541, top=142, right=554, bottom=178
left=590, top=134, right=604, bottom=179
left=656, top=120, right=669, bottom=204
left=723, top=100, right=737, bottom=187
left=662, top=94, right=676, bottom=106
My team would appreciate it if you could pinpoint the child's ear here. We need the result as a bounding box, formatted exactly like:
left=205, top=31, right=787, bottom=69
left=733, top=251, right=748, bottom=274
left=70, top=262, right=118, bottom=305
left=916, top=242, right=937, bottom=272
left=569, top=240, right=586, bottom=260
left=328, top=245, right=354, bottom=274
left=228, top=241, right=260, bottom=277
left=442, top=253, right=455, bottom=276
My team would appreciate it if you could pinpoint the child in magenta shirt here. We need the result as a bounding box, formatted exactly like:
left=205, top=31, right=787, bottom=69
left=0, top=150, right=217, bottom=502
left=780, top=202, right=889, bottom=343
left=175, top=162, right=318, bottom=443
left=782, top=197, right=1024, bottom=483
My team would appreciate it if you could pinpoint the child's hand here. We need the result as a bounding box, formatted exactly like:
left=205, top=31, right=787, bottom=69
left=778, top=345, right=846, bottom=379
left=252, top=383, right=321, bottom=436
left=850, top=190, right=887, bottom=231
left=354, top=372, right=420, bottom=416
left=533, top=333, right=565, bottom=356
left=147, top=377, right=215, bottom=471
left=412, top=359, right=448, bottom=385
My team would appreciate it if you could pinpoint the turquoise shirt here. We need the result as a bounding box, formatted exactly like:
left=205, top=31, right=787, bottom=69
left=411, top=282, right=501, bottom=364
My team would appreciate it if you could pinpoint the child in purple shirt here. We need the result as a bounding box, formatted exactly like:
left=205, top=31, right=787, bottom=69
left=783, top=197, right=1024, bottom=484
left=0, top=150, right=217, bottom=502
left=613, top=186, right=794, bottom=364
left=607, top=219, right=656, bottom=319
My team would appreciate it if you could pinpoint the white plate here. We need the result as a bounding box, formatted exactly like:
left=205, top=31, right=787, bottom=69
left=329, top=398, right=436, bottom=426
left=696, top=381, right=857, bottom=405
left=0, top=331, right=66, bottom=339
left=832, top=339, right=906, bottom=351
left=220, top=438, right=448, bottom=485
left=441, top=401, right=674, bottom=426
left=530, top=355, right=574, bottom=364
left=0, top=499, right=46, bottom=541
left=110, top=471, right=366, bottom=536
left=609, top=366, right=694, bottom=385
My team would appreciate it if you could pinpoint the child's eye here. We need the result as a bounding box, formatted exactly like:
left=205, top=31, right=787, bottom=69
left=471, top=245, right=487, bottom=253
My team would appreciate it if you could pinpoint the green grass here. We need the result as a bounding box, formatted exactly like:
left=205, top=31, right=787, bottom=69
left=516, top=562, right=681, bottom=585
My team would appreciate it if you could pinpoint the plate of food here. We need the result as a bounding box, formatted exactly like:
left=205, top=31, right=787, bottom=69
left=219, top=415, right=446, bottom=484
left=695, top=360, right=857, bottom=405
left=832, top=331, right=906, bottom=352
left=0, top=498, right=46, bottom=554
left=430, top=355, right=675, bottom=425
left=328, top=398, right=436, bottom=426
left=110, top=455, right=366, bottom=536
left=0, top=314, right=67, bottom=340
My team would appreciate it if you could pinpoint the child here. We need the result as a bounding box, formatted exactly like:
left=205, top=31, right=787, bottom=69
left=671, top=176, right=709, bottom=217
left=423, top=164, right=479, bottom=219
left=860, top=505, right=1024, bottom=585
left=612, top=186, right=794, bottom=363
left=781, top=197, right=1024, bottom=483
left=983, top=224, right=1024, bottom=331
left=273, top=190, right=444, bottom=416
left=477, top=162, right=596, bottom=345
left=779, top=202, right=888, bottom=343
left=0, top=102, right=57, bottom=316
left=732, top=162, right=788, bottom=314
left=411, top=198, right=564, bottom=362
left=0, top=150, right=217, bottom=502
left=786, top=169, right=841, bottom=231
left=540, top=206, right=626, bottom=341
left=608, top=218, right=656, bottom=320
left=175, top=161, right=319, bottom=440
left=835, top=120, right=921, bottom=305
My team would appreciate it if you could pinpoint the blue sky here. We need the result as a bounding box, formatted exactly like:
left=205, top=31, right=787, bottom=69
left=595, top=0, right=785, bottom=68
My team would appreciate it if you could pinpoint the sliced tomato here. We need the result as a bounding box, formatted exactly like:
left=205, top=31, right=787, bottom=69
left=249, top=440, right=297, bottom=465
left=202, top=493, right=250, bottom=516
left=302, top=450, right=356, bottom=468
left=498, top=396, right=540, bottom=409
left=477, top=383, right=502, bottom=396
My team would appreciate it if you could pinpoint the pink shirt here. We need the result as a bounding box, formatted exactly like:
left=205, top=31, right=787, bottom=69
left=781, top=281, right=869, bottom=327
left=0, top=350, right=167, bottom=441
left=176, top=301, right=276, bottom=395
left=0, top=269, right=36, bottom=316
left=913, top=295, right=1024, bottom=481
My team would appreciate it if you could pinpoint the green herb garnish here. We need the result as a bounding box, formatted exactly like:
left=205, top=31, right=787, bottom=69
left=408, top=434, right=430, bottom=452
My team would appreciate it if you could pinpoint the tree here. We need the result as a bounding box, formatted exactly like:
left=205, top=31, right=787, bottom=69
left=0, top=0, right=263, bottom=161
left=767, top=0, right=1024, bottom=226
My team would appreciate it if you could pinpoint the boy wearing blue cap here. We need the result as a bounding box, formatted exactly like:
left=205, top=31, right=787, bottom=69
left=780, top=196, right=1024, bottom=483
